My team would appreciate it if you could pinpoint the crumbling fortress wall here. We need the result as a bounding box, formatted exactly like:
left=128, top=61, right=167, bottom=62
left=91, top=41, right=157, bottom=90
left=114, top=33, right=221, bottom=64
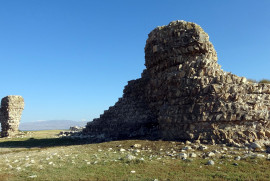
left=83, top=74, right=159, bottom=141
left=0, top=96, right=24, bottom=137
left=83, top=20, right=270, bottom=145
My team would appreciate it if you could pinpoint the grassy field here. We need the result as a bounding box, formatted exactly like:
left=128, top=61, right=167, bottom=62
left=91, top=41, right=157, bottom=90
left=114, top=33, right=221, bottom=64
left=0, top=130, right=270, bottom=180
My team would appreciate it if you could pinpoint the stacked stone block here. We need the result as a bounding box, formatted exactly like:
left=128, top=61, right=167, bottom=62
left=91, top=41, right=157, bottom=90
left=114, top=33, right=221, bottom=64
left=0, top=95, right=24, bottom=137
left=84, top=20, right=270, bottom=145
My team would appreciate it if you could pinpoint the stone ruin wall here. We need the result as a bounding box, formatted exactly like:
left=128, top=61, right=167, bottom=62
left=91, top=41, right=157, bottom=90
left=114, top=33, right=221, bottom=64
left=83, top=74, right=159, bottom=141
left=83, top=20, right=270, bottom=145
left=0, top=95, right=24, bottom=137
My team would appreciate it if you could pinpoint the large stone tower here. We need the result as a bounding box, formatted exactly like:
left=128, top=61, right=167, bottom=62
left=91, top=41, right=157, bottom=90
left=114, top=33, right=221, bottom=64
left=0, top=95, right=24, bottom=137
left=83, top=20, right=270, bottom=145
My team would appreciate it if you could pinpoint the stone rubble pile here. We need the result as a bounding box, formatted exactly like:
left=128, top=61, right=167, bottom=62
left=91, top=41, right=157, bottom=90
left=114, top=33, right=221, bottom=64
left=0, top=95, right=24, bottom=137
left=69, top=126, right=85, bottom=132
left=83, top=20, right=270, bottom=145
left=58, top=126, right=86, bottom=137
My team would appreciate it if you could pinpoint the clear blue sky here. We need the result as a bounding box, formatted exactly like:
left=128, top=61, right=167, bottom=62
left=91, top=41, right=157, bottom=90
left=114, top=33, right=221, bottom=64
left=0, top=0, right=269, bottom=123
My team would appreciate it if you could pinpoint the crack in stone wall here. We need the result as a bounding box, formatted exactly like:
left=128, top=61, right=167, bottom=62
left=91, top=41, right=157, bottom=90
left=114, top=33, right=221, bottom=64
left=0, top=95, right=24, bottom=137
left=83, top=20, right=270, bottom=145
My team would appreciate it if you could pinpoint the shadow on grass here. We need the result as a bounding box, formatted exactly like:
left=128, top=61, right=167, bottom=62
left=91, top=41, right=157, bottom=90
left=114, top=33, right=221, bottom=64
left=0, top=137, right=92, bottom=148
left=0, top=137, right=165, bottom=148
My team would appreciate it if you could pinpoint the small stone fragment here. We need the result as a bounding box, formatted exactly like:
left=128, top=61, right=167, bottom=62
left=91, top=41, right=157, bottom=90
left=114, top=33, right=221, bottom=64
left=249, top=142, right=262, bottom=150
left=199, top=145, right=208, bottom=150
left=182, top=146, right=192, bottom=151
left=234, top=156, right=241, bottom=161
left=28, top=175, right=37, bottom=178
left=207, top=160, right=215, bottom=165
left=127, top=154, right=136, bottom=161
left=207, top=152, right=215, bottom=157
left=120, top=148, right=126, bottom=152
left=179, top=153, right=188, bottom=160
left=189, top=153, right=197, bottom=158
left=133, top=144, right=142, bottom=148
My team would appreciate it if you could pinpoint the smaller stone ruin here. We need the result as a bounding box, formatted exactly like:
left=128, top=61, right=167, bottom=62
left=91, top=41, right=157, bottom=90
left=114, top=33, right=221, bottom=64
left=0, top=95, right=24, bottom=137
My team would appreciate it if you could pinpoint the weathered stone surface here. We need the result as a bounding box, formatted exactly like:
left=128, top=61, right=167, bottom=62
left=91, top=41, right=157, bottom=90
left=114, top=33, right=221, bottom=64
left=0, top=95, right=24, bottom=137
left=83, top=20, right=270, bottom=144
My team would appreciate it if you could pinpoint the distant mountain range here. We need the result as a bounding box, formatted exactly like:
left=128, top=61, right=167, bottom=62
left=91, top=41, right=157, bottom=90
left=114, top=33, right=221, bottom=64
left=19, top=120, right=88, bottom=131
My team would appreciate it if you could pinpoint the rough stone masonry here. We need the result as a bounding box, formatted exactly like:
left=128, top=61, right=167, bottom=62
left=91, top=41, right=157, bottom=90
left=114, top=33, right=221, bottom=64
left=83, top=20, right=270, bottom=145
left=0, top=95, right=24, bottom=137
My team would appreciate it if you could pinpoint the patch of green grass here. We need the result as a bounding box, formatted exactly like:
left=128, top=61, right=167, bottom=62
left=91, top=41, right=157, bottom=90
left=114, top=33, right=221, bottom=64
left=1, top=131, right=270, bottom=180
left=247, top=79, right=257, bottom=83
left=259, top=79, right=270, bottom=84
